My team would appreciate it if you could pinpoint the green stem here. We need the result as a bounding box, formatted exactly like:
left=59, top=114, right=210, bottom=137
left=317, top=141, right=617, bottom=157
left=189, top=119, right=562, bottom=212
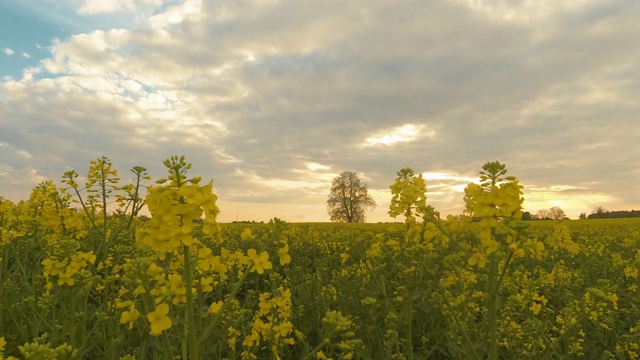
left=488, top=251, right=499, bottom=360
left=431, top=272, right=481, bottom=360
left=301, top=338, right=330, bottom=360
left=100, top=166, right=108, bottom=243
left=69, top=185, right=99, bottom=233
left=184, top=244, right=198, bottom=359
left=126, top=170, right=144, bottom=229
left=405, top=274, right=415, bottom=360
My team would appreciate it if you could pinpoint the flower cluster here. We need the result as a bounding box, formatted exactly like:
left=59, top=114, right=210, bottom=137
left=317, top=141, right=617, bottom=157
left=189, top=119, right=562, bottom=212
left=241, top=287, right=295, bottom=359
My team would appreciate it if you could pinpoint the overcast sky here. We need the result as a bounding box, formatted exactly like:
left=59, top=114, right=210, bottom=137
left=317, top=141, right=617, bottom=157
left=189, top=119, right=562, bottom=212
left=1, top=0, right=639, bottom=222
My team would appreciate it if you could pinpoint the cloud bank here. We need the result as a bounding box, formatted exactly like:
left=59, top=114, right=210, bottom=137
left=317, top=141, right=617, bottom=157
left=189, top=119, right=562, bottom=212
left=1, top=0, right=639, bottom=221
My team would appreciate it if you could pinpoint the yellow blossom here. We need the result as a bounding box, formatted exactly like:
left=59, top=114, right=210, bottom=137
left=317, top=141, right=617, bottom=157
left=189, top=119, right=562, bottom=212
left=468, top=252, right=486, bottom=268
left=273, top=321, right=293, bottom=338
left=385, top=239, right=400, bottom=251
left=241, top=350, right=258, bottom=360
left=484, top=239, right=499, bottom=254
left=147, top=303, right=172, bottom=336
left=530, top=302, right=542, bottom=315
left=228, top=327, right=238, bottom=350
left=208, top=301, right=224, bottom=316
left=201, top=276, right=215, bottom=292
left=509, top=243, right=525, bottom=258
left=147, top=262, right=165, bottom=280
left=120, top=304, right=140, bottom=329
left=248, top=249, right=272, bottom=274
left=625, top=266, right=638, bottom=279
left=58, top=272, right=75, bottom=286
left=278, top=244, right=291, bottom=265
left=241, top=228, right=255, bottom=241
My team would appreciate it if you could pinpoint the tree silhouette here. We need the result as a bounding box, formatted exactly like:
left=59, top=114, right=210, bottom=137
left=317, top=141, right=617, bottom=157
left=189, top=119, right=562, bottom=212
left=327, top=171, right=376, bottom=223
left=548, top=206, right=567, bottom=220
left=535, top=209, right=551, bottom=220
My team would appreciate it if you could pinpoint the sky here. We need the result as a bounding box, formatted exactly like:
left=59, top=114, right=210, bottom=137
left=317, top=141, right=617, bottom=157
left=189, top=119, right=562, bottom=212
left=1, top=0, right=639, bottom=222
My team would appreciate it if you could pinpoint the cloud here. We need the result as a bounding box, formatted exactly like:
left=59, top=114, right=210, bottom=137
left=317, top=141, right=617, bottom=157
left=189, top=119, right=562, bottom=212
left=362, top=124, right=435, bottom=147
left=73, top=0, right=167, bottom=14
left=1, top=0, right=640, bottom=221
left=147, top=0, right=203, bottom=29
left=522, top=184, right=618, bottom=218
left=3, top=48, right=14, bottom=55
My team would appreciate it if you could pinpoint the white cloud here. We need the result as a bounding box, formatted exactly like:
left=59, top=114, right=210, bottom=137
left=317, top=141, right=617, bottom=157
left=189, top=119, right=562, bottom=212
left=305, top=162, right=330, bottom=171
left=362, top=124, right=435, bottom=147
left=73, top=0, right=166, bottom=14
left=147, top=0, right=203, bottom=29
left=3, top=48, right=14, bottom=55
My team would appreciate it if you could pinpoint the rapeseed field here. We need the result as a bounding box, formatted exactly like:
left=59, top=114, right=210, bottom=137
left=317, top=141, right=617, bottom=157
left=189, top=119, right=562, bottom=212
left=1, top=156, right=639, bottom=359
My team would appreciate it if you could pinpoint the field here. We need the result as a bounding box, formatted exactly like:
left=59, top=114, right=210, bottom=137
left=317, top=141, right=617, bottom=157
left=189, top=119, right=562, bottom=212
left=1, top=157, right=640, bottom=359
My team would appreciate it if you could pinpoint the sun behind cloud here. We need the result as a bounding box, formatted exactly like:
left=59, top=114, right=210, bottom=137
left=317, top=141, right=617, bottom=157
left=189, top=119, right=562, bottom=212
left=362, top=124, right=435, bottom=147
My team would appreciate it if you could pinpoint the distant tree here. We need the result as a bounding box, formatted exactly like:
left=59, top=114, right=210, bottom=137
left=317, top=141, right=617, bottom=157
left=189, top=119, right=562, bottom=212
left=588, top=208, right=640, bottom=219
left=521, top=211, right=534, bottom=221
left=549, top=206, right=567, bottom=220
left=327, top=171, right=376, bottom=223
left=536, top=209, right=551, bottom=220
left=579, top=212, right=587, bottom=220
left=592, top=206, right=606, bottom=215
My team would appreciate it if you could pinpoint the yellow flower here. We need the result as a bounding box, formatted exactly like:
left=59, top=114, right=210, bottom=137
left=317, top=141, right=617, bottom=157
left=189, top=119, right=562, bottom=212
left=610, top=293, right=619, bottom=310
left=241, top=350, right=258, bottom=359
left=147, top=303, right=172, bottom=336
left=201, top=276, right=215, bottom=292
left=530, top=302, right=542, bottom=315
left=512, top=248, right=525, bottom=258
left=57, top=272, right=75, bottom=286
left=208, top=301, right=224, bottom=316
left=248, top=249, right=272, bottom=274
left=526, top=240, right=545, bottom=258
left=228, top=327, right=238, bottom=350
left=0, top=337, right=5, bottom=351
left=484, top=239, right=499, bottom=254
left=509, top=243, right=525, bottom=259
left=625, top=266, right=638, bottom=279
left=385, top=240, right=400, bottom=251
left=120, top=304, right=140, bottom=329
left=241, top=228, right=255, bottom=241
left=468, top=252, right=486, bottom=268
left=167, top=272, right=183, bottom=291
left=147, top=262, right=165, bottom=280
left=278, top=244, right=291, bottom=265
left=273, top=321, right=293, bottom=338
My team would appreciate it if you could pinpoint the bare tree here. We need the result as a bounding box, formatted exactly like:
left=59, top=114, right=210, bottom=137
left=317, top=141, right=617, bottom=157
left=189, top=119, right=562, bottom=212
left=327, top=171, right=376, bottom=223
left=535, top=209, right=551, bottom=220
left=548, top=206, right=567, bottom=220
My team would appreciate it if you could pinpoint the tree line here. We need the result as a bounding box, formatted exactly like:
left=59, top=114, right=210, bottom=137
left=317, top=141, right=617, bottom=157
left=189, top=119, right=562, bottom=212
left=326, top=171, right=639, bottom=223
left=580, top=206, right=640, bottom=219
left=521, top=206, right=568, bottom=220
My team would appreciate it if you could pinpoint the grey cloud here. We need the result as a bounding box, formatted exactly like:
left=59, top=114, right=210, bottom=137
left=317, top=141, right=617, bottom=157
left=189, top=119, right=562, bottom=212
left=1, top=0, right=639, bottom=219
